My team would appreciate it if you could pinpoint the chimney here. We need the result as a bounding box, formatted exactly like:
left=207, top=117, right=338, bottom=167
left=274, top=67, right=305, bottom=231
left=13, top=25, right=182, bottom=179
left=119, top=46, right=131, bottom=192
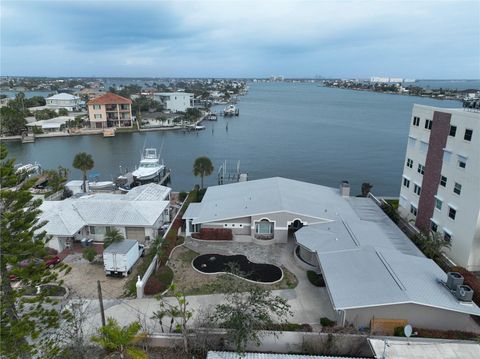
left=340, top=181, right=350, bottom=197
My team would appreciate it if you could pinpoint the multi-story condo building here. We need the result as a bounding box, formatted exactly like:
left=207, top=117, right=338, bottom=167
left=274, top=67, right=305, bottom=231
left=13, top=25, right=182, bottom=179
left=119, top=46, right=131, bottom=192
left=87, top=92, right=133, bottom=129
left=153, top=92, right=193, bottom=113
left=398, top=104, right=480, bottom=270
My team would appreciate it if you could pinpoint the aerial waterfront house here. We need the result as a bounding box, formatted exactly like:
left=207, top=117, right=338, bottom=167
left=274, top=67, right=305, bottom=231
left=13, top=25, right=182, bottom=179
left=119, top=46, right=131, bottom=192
left=39, top=183, right=171, bottom=252
left=25, top=115, right=73, bottom=133
left=153, top=92, right=193, bottom=112
left=184, top=177, right=480, bottom=332
left=46, top=92, right=81, bottom=111
left=87, top=92, right=133, bottom=129
left=398, top=105, right=480, bottom=271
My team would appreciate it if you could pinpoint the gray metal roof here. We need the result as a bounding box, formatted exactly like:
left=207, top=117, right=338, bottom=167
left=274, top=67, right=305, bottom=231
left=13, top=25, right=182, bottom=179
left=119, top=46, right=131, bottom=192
left=318, top=247, right=480, bottom=316
left=124, top=183, right=171, bottom=201
left=368, top=338, right=480, bottom=359
left=103, top=239, right=137, bottom=254
left=207, top=352, right=364, bottom=359
left=183, top=202, right=202, bottom=219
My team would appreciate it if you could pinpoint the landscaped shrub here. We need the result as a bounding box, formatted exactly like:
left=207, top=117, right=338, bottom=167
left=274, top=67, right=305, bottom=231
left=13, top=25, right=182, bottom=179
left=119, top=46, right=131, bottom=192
left=144, top=266, right=173, bottom=295
left=267, top=323, right=313, bottom=332
left=393, top=326, right=405, bottom=337
left=179, top=191, right=188, bottom=202
left=451, top=266, right=480, bottom=306
left=307, top=271, right=325, bottom=287
left=82, top=247, right=96, bottom=263
left=320, top=317, right=335, bottom=327
left=414, top=327, right=479, bottom=340
left=195, top=227, right=233, bottom=241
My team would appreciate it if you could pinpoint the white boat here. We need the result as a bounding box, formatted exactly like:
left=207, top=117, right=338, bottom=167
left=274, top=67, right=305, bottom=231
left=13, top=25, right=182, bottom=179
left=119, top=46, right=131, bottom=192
left=15, top=163, right=42, bottom=177
left=88, top=181, right=115, bottom=191
left=223, top=104, right=239, bottom=116
left=132, top=148, right=165, bottom=182
left=190, top=125, right=206, bottom=131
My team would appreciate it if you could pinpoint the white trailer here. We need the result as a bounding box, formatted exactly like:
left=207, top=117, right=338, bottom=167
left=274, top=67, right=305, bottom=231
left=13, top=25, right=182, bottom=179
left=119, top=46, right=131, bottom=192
left=103, top=239, right=145, bottom=277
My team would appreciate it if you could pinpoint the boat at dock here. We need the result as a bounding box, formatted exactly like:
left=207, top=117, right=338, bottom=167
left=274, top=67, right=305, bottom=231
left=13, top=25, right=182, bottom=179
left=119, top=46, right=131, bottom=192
left=132, top=148, right=166, bottom=182
left=206, top=113, right=218, bottom=121
left=223, top=104, right=239, bottom=117
left=189, top=124, right=206, bottom=131
left=88, top=181, right=115, bottom=191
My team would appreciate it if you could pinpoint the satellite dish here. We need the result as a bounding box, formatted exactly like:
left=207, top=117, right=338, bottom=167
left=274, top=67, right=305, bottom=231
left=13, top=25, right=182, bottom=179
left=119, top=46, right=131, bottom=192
left=404, top=324, right=413, bottom=338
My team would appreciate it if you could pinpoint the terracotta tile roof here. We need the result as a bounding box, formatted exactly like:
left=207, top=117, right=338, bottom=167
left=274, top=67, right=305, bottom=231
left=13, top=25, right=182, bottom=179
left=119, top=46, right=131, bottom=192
left=87, top=92, right=132, bottom=105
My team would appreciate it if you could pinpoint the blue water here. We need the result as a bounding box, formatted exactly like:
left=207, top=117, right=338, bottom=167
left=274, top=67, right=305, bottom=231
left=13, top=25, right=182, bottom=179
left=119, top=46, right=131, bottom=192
left=5, top=83, right=462, bottom=196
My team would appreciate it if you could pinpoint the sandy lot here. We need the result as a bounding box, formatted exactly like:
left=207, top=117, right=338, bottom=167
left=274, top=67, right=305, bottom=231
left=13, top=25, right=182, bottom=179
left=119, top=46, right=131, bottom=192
left=59, top=253, right=128, bottom=299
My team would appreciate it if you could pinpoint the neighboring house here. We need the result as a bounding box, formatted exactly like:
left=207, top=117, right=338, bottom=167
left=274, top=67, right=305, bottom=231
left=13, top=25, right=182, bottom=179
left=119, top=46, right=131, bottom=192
left=398, top=105, right=480, bottom=271
left=46, top=93, right=81, bottom=111
left=0, top=97, right=12, bottom=108
left=184, top=177, right=480, bottom=332
left=87, top=92, right=133, bottom=129
left=153, top=92, right=193, bottom=112
left=26, top=116, right=73, bottom=133
left=40, top=183, right=171, bottom=252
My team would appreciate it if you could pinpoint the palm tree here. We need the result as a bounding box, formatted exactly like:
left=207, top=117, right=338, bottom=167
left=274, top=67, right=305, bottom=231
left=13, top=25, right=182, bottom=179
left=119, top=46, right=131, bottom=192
left=193, top=156, right=214, bottom=189
left=104, top=227, right=125, bottom=248
left=413, top=230, right=451, bottom=261
left=72, top=152, right=94, bottom=192
left=91, top=317, right=146, bottom=359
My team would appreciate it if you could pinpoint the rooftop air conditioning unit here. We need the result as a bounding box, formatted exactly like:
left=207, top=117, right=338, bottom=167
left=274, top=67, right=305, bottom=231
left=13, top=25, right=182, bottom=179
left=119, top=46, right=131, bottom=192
left=446, top=272, right=464, bottom=291
left=456, top=285, right=474, bottom=302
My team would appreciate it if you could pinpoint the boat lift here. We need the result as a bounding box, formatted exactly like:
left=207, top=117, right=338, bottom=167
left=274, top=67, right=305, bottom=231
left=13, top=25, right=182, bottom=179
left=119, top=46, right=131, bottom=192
left=217, top=160, right=248, bottom=185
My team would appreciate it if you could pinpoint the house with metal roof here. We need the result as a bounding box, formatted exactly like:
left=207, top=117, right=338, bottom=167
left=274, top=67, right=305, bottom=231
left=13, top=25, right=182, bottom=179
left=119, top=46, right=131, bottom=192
left=40, top=183, right=170, bottom=252
left=184, top=177, right=480, bottom=332
left=46, top=93, right=81, bottom=111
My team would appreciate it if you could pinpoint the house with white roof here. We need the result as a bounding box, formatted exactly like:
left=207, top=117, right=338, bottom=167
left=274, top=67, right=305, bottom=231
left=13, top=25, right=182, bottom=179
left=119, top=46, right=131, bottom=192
left=46, top=93, right=81, bottom=111
left=184, top=178, right=480, bottom=332
left=26, top=116, right=74, bottom=133
left=153, top=92, right=193, bottom=112
left=40, top=183, right=171, bottom=252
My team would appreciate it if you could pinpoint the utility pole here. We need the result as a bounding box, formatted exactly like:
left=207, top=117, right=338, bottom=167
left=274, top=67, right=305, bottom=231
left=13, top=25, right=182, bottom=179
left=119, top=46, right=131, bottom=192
left=97, top=280, right=106, bottom=327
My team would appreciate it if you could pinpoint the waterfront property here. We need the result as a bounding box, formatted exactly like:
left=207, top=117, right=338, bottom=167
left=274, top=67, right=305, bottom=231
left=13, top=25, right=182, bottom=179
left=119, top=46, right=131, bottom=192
left=153, top=92, right=193, bottom=112
left=25, top=116, right=73, bottom=133
left=40, top=183, right=171, bottom=252
left=87, top=92, right=133, bottom=129
left=184, top=177, right=480, bottom=332
left=46, top=93, right=81, bottom=111
left=398, top=105, right=480, bottom=271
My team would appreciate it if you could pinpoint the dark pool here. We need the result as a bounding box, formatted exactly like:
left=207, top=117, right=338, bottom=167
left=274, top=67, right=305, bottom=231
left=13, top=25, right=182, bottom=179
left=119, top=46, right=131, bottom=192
left=192, top=254, right=283, bottom=283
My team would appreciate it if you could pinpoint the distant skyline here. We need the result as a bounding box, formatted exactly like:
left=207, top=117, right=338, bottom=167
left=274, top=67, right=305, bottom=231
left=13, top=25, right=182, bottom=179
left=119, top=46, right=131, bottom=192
left=1, top=0, right=479, bottom=79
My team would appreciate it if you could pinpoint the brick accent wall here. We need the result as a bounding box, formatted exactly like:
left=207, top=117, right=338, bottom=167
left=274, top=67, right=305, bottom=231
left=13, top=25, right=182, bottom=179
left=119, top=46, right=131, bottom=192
left=415, top=111, right=451, bottom=231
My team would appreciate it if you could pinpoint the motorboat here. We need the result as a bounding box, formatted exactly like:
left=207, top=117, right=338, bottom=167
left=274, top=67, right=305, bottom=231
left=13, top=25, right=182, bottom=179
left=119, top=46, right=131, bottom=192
left=132, top=148, right=165, bottom=182
left=223, top=104, right=239, bottom=116
left=88, top=181, right=115, bottom=191
left=206, top=113, right=217, bottom=121
left=190, top=125, right=206, bottom=131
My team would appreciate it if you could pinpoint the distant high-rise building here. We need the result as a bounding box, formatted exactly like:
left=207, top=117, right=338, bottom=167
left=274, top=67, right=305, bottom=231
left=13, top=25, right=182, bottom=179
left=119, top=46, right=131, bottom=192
left=398, top=104, right=480, bottom=270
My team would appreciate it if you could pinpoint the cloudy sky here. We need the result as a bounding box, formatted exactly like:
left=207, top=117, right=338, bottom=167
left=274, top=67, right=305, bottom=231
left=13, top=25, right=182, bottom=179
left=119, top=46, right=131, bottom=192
left=1, top=0, right=479, bottom=78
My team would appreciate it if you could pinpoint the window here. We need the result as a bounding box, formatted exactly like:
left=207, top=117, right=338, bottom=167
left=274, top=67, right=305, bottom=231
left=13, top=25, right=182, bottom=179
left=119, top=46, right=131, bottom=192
left=419, top=141, right=429, bottom=153
left=458, top=160, right=466, bottom=169
left=403, top=178, right=410, bottom=188
left=255, top=220, right=273, bottom=234
left=93, top=104, right=101, bottom=110
left=453, top=182, right=462, bottom=195
left=417, top=164, right=425, bottom=175
left=440, top=176, right=447, bottom=187
left=89, top=226, right=95, bottom=234
left=407, top=136, right=417, bottom=149
left=414, top=184, right=421, bottom=195
left=410, top=204, right=417, bottom=216
left=435, top=198, right=442, bottom=210
left=448, top=207, right=456, bottom=220
left=424, top=119, right=432, bottom=130
left=449, top=125, right=457, bottom=137
left=443, top=150, right=452, bottom=163
left=406, top=158, right=413, bottom=168
left=464, top=129, right=473, bottom=141
left=444, top=232, right=452, bottom=242
left=431, top=221, right=438, bottom=232
left=94, top=114, right=102, bottom=119
left=412, top=116, right=420, bottom=126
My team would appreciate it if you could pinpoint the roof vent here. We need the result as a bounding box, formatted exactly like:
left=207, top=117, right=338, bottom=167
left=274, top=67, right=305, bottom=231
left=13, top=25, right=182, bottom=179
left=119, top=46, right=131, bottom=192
left=340, top=181, right=350, bottom=197
left=456, top=285, right=474, bottom=302
left=446, top=272, right=464, bottom=291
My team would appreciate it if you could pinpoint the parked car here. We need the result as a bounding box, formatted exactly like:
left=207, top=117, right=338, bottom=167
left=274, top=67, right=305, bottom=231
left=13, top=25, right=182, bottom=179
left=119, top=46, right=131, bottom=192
left=8, top=256, right=62, bottom=281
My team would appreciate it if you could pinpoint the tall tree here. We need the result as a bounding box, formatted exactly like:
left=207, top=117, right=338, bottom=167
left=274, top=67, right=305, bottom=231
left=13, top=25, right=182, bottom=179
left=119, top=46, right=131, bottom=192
left=72, top=152, right=94, bottom=192
left=0, top=144, right=67, bottom=358
left=104, top=227, right=125, bottom=248
left=193, top=156, right=214, bottom=189
left=0, top=107, right=26, bottom=136
left=91, top=317, right=147, bottom=359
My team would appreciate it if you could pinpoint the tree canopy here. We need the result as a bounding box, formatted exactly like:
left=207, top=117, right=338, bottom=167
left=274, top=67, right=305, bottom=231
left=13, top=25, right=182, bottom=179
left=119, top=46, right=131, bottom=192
left=72, top=152, right=94, bottom=192
left=193, top=156, right=214, bottom=189
left=0, top=107, right=26, bottom=136
left=104, top=227, right=125, bottom=248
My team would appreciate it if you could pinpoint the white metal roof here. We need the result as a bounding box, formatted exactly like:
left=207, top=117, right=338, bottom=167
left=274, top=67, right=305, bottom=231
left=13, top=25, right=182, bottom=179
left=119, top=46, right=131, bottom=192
left=318, top=247, right=480, bottom=316
left=183, top=202, right=202, bottom=219
left=123, top=183, right=171, bottom=201
left=368, top=338, right=480, bottom=359
left=25, top=116, right=73, bottom=129
left=46, top=93, right=79, bottom=100
left=207, top=352, right=363, bottom=359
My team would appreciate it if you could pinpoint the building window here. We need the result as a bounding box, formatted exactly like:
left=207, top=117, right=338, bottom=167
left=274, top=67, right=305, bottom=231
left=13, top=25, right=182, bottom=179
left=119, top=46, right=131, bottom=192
left=424, top=119, right=432, bottom=130
left=255, top=220, right=273, bottom=235
left=414, top=184, right=421, bottom=195
left=412, top=116, right=420, bottom=126
left=449, top=125, right=457, bottom=137
left=458, top=160, right=466, bottom=169
left=448, top=207, right=456, bottom=220
left=89, top=226, right=95, bottom=234
left=431, top=221, right=438, bottom=232
left=93, top=104, right=101, bottom=110
left=417, top=164, right=425, bottom=175
left=453, top=182, right=462, bottom=195
left=403, top=178, right=410, bottom=188
left=444, top=232, right=452, bottom=242
left=464, top=129, right=473, bottom=141
left=440, top=176, right=447, bottom=187
left=94, top=114, right=102, bottom=119
left=435, top=198, right=442, bottom=210
left=406, top=158, right=413, bottom=168
left=410, top=204, right=417, bottom=216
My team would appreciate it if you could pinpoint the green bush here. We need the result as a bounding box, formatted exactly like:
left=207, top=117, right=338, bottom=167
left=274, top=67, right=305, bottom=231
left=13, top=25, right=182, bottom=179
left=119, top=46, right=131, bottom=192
left=394, top=326, right=405, bottom=336
left=320, top=317, right=335, bottom=327
left=83, top=247, right=96, bottom=263
left=307, top=271, right=325, bottom=287
left=179, top=191, right=188, bottom=202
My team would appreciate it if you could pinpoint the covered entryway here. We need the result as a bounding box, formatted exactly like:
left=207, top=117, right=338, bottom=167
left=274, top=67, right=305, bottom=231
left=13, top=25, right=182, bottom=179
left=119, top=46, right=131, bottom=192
left=125, top=227, right=146, bottom=242
left=288, top=219, right=304, bottom=233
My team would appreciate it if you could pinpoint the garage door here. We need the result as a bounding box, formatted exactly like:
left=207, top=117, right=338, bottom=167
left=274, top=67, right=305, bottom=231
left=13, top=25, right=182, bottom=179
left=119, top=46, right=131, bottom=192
left=126, top=227, right=146, bottom=242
